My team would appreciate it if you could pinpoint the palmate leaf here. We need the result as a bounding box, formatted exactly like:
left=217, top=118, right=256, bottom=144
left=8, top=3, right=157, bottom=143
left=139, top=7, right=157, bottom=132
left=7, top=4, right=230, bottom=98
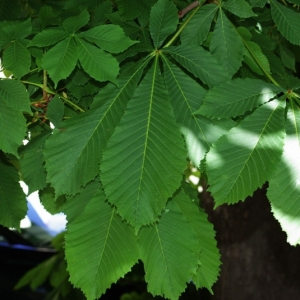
left=3, top=40, right=31, bottom=78
left=174, top=189, right=220, bottom=292
left=42, top=36, right=78, bottom=87
left=210, top=10, right=244, bottom=78
left=29, top=29, right=68, bottom=47
left=206, top=99, right=286, bottom=206
left=149, top=0, right=178, bottom=48
left=65, top=186, right=139, bottom=300
left=223, top=0, right=257, bottom=18
left=270, top=0, right=300, bottom=46
left=44, top=58, right=150, bottom=196
left=196, top=78, right=282, bottom=119
left=101, top=59, right=186, bottom=230
left=0, top=162, right=27, bottom=230
left=267, top=101, right=300, bottom=246
left=165, top=45, right=229, bottom=88
left=162, top=56, right=234, bottom=166
left=20, top=132, right=51, bottom=194
left=63, top=9, right=90, bottom=34
left=79, top=24, right=138, bottom=53
left=138, top=196, right=200, bottom=300
left=180, top=4, right=218, bottom=46
left=77, top=38, right=119, bottom=85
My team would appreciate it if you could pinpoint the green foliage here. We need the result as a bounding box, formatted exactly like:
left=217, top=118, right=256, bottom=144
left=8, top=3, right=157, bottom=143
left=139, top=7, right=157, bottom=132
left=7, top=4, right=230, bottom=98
left=1, top=0, right=300, bottom=299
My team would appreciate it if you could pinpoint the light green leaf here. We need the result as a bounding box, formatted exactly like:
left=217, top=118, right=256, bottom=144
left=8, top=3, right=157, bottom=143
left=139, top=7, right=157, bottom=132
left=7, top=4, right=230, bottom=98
left=165, top=45, right=229, bottom=88
left=79, top=24, right=138, bottom=53
left=0, top=162, right=27, bottom=230
left=115, top=0, right=144, bottom=20
left=162, top=56, right=234, bottom=166
left=101, top=60, right=186, bottom=230
left=20, top=132, right=50, bottom=194
left=149, top=0, right=178, bottom=48
left=174, top=189, right=220, bottom=292
left=46, top=95, right=65, bottom=127
left=243, top=41, right=271, bottom=75
left=0, top=98, right=26, bottom=156
left=180, top=4, right=218, bottom=46
left=44, top=58, right=150, bottom=196
left=210, top=10, right=244, bottom=78
left=0, top=79, right=30, bottom=112
left=196, top=78, right=282, bottom=119
left=3, top=41, right=31, bottom=78
left=138, top=197, right=200, bottom=300
left=29, top=29, right=68, bottom=47
left=77, top=38, right=119, bottom=85
left=270, top=0, right=300, bottom=46
left=206, top=99, right=286, bottom=206
left=63, top=9, right=90, bottom=34
left=42, top=36, right=78, bottom=87
left=223, top=0, right=257, bottom=18
left=65, top=188, right=139, bottom=300
left=267, top=101, right=300, bottom=246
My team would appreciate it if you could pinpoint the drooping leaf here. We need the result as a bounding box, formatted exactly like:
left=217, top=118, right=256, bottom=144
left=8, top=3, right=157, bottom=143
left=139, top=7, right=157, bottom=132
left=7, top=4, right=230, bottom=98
left=267, top=100, right=300, bottom=246
left=149, top=0, right=178, bottom=48
left=20, top=132, right=51, bottom=194
left=65, top=187, right=139, bottom=300
left=206, top=99, right=286, bottom=206
left=76, top=38, right=119, bottom=85
left=165, top=45, right=229, bottom=88
left=42, top=36, right=78, bottom=87
left=46, top=95, right=65, bottom=127
left=162, top=55, right=234, bottom=166
left=44, top=58, right=150, bottom=196
left=138, top=197, right=200, bottom=300
left=63, top=9, right=90, bottom=34
left=3, top=41, right=31, bottom=78
left=0, top=162, right=27, bottom=230
left=79, top=24, right=138, bottom=53
left=223, top=0, right=257, bottom=18
left=180, top=4, right=217, bottom=46
left=196, top=78, right=282, bottom=119
left=174, top=189, right=221, bottom=292
left=210, top=10, right=244, bottom=78
left=101, top=59, right=186, bottom=230
left=270, top=0, right=300, bottom=46
left=29, top=29, right=68, bottom=47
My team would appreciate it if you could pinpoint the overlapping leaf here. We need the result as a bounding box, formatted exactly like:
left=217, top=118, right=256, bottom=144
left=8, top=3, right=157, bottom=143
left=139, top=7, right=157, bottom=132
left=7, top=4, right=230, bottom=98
left=206, top=99, right=286, bottom=206
left=101, top=60, right=186, bottom=230
left=196, top=78, right=282, bottom=118
left=138, top=197, right=200, bottom=300
left=165, top=45, right=229, bottom=88
left=65, top=186, right=139, bottom=300
left=223, top=0, right=257, bottom=18
left=115, top=0, right=144, bottom=20
left=210, top=10, right=244, bottom=78
left=29, top=29, right=68, bottom=47
left=62, top=9, right=90, bottom=33
left=180, top=4, right=217, bottom=46
left=268, top=101, right=300, bottom=245
left=0, top=162, right=27, bottom=229
left=149, top=0, right=178, bottom=48
left=44, top=58, right=150, bottom=196
left=162, top=56, right=234, bottom=166
left=270, top=0, right=300, bottom=46
left=174, top=189, right=220, bottom=292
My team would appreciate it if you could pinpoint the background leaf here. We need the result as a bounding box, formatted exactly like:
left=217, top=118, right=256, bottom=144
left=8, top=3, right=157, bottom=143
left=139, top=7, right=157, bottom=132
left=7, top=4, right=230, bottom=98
left=149, top=0, right=178, bottom=48
left=223, top=0, right=257, bottom=18
left=63, top=9, right=90, bottom=33
left=46, top=95, right=65, bottom=127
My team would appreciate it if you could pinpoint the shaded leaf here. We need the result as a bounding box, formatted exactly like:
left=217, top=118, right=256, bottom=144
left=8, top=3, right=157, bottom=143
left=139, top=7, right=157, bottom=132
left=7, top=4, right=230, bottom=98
left=149, top=0, right=178, bottom=48
left=63, top=9, right=90, bottom=34
left=65, top=188, right=139, bottom=300
left=46, top=95, right=65, bottom=127
left=115, top=0, right=144, bottom=20
left=101, top=60, right=186, bottom=230
left=138, top=198, right=200, bottom=300
left=223, top=0, right=257, bottom=18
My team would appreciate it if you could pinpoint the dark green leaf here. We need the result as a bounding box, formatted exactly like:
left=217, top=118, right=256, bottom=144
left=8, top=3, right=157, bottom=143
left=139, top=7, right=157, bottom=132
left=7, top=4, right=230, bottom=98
left=63, top=9, right=90, bottom=33
left=29, top=29, right=68, bottom=47
left=46, top=95, right=65, bottom=127
left=223, top=0, right=257, bottom=18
